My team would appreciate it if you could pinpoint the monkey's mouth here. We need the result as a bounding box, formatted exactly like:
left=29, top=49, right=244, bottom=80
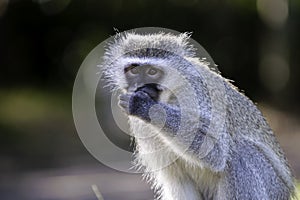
left=135, top=83, right=162, bottom=100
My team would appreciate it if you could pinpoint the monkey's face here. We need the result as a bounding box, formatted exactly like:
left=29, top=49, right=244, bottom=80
left=124, top=64, right=165, bottom=100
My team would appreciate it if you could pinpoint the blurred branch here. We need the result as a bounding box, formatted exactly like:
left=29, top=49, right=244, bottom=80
left=91, top=184, right=105, bottom=200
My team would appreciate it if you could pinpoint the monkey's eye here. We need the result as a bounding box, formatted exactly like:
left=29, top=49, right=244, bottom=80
left=129, top=67, right=139, bottom=74
left=124, top=64, right=140, bottom=75
left=147, top=68, right=158, bottom=76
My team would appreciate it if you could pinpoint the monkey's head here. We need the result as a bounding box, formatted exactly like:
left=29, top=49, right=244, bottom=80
left=101, top=31, right=224, bottom=124
left=101, top=31, right=227, bottom=149
left=101, top=32, right=202, bottom=102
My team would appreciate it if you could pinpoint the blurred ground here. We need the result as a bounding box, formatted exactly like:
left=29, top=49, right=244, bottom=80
left=0, top=164, right=154, bottom=200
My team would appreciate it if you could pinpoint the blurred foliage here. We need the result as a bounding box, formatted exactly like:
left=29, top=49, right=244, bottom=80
left=0, top=88, right=84, bottom=171
left=0, top=88, right=69, bottom=125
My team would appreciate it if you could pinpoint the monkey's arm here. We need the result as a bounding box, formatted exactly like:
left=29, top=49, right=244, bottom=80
left=119, top=90, right=182, bottom=134
left=119, top=90, right=228, bottom=171
left=218, top=139, right=292, bottom=200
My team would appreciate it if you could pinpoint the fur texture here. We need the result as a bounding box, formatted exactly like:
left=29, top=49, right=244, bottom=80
left=101, top=32, right=295, bottom=200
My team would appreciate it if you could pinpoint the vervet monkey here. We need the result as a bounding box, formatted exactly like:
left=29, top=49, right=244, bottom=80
left=101, top=31, right=295, bottom=200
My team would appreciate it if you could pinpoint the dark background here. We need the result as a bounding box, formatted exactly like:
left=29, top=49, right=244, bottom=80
left=0, top=0, right=299, bottom=199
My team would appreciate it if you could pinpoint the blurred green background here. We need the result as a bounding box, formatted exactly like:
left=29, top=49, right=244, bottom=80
left=0, top=0, right=300, bottom=199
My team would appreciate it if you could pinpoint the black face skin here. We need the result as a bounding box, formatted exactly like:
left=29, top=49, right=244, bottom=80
left=136, top=83, right=161, bottom=100
left=124, top=64, right=164, bottom=97
left=119, top=63, right=181, bottom=134
left=119, top=64, right=164, bottom=116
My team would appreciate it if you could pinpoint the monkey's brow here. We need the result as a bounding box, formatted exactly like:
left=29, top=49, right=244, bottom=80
left=124, top=64, right=139, bottom=73
left=124, top=48, right=175, bottom=58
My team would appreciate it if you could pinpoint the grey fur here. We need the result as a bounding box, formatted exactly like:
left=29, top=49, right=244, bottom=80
left=101, top=32, right=295, bottom=200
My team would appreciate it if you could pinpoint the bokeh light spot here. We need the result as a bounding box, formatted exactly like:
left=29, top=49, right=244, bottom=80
left=257, top=0, right=289, bottom=29
left=0, top=0, right=9, bottom=17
